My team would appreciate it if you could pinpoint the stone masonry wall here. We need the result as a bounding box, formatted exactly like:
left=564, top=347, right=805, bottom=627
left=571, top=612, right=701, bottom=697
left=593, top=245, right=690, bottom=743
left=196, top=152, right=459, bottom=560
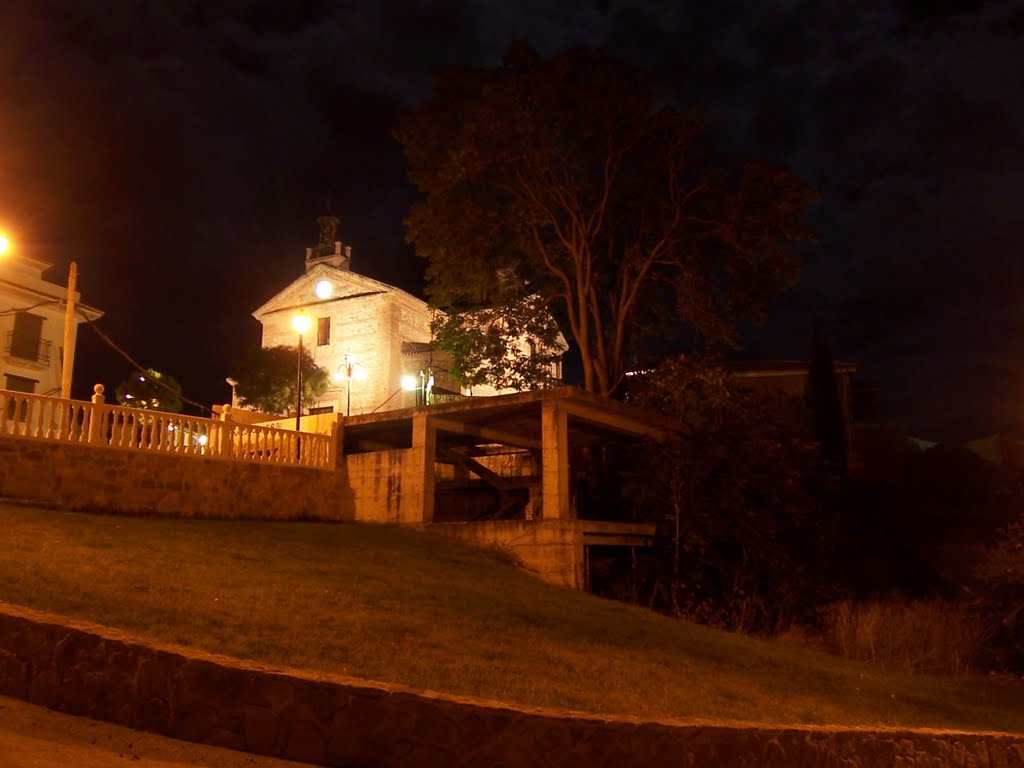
left=429, top=520, right=584, bottom=588
left=0, top=435, right=349, bottom=521
left=0, top=604, right=1021, bottom=768
left=344, top=448, right=416, bottom=523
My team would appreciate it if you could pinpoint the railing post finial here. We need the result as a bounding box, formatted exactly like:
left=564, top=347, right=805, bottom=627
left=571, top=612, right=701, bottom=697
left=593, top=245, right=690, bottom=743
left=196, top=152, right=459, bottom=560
left=87, top=384, right=106, bottom=444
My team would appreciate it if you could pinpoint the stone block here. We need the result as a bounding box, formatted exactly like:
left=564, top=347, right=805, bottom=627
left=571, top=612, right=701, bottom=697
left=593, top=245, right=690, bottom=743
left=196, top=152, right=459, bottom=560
left=176, top=658, right=247, bottom=704
left=283, top=717, right=328, bottom=764
left=134, top=696, right=171, bottom=734
left=246, top=672, right=296, bottom=711
left=0, top=648, right=29, bottom=698
left=205, top=727, right=248, bottom=752
left=27, top=666, right=59, bottom=708
left=135, top=655, right=174, bottom=702
left=171, top=701, right=220, bottom=743
left=411, top=702, right=459, bottom=748
left=11, top=621, right=53, bottom=662
left=244, top=703, right=286, bottom=756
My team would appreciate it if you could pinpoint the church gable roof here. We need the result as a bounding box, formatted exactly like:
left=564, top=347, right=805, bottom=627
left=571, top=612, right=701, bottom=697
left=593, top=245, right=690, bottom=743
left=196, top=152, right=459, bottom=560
left=252, top=262, right=425, bottom=319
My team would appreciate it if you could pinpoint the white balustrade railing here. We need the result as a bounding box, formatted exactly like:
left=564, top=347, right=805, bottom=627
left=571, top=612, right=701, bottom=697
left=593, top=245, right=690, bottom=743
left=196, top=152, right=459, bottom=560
left=0, top=389, right=333, bottom=470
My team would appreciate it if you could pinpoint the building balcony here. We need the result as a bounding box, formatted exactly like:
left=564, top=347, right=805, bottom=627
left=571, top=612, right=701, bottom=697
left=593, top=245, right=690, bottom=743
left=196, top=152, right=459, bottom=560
left=5, top=332, right=52, bottom=369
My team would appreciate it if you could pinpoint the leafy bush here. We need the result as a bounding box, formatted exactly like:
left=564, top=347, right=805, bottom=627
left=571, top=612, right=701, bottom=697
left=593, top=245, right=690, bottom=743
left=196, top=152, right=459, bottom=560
left=228, top=345, right=329, bottom=416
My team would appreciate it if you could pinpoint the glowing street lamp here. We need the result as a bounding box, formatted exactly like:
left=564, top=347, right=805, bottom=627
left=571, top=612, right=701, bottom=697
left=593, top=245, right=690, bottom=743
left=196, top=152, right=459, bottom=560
left=332, top=353, right=366, bottom=417
left=0, top=233, right=8, bottom=255
left=400, top=369, right=434, bottom=406
left=291, top=314, right=311, bottom=433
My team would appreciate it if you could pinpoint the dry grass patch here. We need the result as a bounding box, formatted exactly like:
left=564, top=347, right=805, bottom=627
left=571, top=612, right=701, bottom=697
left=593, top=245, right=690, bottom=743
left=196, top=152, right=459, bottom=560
left=821, top=599, right=987, bottom=674
left=0, top=503, right=1021, bottom=733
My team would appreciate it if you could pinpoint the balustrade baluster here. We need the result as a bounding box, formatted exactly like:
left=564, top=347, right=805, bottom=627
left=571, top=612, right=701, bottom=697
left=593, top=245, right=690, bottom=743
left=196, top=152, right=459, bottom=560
left=0, top=388, right=330, bottom=468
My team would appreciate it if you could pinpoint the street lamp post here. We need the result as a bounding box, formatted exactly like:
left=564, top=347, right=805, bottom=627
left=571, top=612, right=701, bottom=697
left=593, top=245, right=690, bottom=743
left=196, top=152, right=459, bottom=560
left=291, top=315, right=311, bottom=434
left=333, top=353, right=366, bottom=417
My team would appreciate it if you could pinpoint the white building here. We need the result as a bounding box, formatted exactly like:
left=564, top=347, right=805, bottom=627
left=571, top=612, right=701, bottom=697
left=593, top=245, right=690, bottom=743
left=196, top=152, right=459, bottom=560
left=0, top=253, right=102, bottom=397
left=251, top=215, right=563, bottom=418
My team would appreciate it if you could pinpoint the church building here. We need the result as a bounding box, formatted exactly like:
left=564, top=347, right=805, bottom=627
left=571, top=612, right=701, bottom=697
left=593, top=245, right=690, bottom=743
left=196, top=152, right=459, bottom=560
left=251, top=215, right=544, bottom=419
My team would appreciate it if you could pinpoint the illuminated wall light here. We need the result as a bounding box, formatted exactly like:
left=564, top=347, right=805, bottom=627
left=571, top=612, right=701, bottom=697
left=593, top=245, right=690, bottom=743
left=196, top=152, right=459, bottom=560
left=314, top=280, right=333, bottom=299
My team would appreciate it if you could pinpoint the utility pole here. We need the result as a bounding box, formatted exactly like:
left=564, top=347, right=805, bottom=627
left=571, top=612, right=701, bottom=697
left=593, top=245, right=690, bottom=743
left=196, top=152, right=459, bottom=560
left=60, top=261, right=77, bottom=400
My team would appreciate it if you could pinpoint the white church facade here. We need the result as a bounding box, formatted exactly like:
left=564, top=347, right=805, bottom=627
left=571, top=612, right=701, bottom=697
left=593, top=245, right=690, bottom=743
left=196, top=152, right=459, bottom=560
left=251, top=215, right=555, bottom=419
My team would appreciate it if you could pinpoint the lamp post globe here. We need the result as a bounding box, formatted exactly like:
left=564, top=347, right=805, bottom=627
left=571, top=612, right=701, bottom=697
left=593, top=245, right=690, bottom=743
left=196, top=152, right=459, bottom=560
left=337, top=353, right=365, bottom=417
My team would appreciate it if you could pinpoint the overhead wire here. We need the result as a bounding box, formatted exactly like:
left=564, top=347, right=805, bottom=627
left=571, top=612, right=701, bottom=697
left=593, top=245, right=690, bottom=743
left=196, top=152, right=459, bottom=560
left=73, top=305, right=212, bottom=415
left=0, top=299, right=62, bottom=317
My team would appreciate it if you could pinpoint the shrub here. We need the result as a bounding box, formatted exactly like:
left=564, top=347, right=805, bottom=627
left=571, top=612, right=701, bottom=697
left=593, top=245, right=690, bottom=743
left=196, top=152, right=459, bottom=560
left=974, top=516, right=1024, bottom=671
left=819, top=599, right=985, bottom=674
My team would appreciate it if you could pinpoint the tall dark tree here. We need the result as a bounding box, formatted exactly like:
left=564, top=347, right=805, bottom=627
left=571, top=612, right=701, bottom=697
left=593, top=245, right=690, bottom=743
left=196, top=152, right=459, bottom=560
left=397, top=43, right=813, bottom=394
left=228, top=346, right=329, bottom=416
left=626, top=356, right=832, bottom=633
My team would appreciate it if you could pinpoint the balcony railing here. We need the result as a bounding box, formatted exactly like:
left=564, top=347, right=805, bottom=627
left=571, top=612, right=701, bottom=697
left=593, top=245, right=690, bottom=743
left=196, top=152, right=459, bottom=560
left=0, top=389, right=333, bottom=470
left=4, top=332, right=51, bottom=366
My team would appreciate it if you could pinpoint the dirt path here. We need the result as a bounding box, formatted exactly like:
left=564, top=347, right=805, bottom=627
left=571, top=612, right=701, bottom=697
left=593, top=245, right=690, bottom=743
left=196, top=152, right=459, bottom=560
left=0, top=695, right=316, bottom=768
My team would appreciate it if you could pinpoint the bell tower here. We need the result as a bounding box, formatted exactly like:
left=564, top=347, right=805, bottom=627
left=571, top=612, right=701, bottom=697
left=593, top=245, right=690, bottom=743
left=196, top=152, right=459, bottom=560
left=305, top=213, right=352, bottom=272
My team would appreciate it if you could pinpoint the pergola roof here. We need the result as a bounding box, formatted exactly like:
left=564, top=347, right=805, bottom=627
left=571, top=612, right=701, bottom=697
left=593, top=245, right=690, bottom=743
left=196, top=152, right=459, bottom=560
left=341, top=387, right=674, bottom=455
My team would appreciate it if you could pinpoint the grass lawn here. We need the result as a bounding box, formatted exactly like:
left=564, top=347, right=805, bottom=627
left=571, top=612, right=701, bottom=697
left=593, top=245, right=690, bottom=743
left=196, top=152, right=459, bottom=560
left=0, top=502, right=1020, bottom=733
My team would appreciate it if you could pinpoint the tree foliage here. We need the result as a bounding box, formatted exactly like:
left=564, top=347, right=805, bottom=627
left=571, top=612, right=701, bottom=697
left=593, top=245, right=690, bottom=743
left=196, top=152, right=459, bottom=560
left=626, top=356, right=832, bottom=633
left=228, top=346, right=329, bottom=416
left=397, top=43, right=813, bottom=394
left=115, top=369, right=183, bottom=413
left=430, top=292, right=564, bottom=391
left=974, top=513, right=1024, bottom=670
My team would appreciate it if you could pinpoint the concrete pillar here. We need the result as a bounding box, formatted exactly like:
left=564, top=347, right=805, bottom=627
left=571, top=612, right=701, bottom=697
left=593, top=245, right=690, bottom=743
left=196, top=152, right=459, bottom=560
left=541, top=401, right=569, bottom=519
left=330, top=418, right=343, bottom=470
left=410, top=413, right=436, bottom=522
left=86, top=384, right=105, bottom=445
left=217, top=404, right=233, bottom=459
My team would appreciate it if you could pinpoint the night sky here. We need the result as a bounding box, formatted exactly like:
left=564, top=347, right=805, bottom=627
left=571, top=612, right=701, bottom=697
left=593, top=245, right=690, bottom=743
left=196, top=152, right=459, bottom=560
left=2, top=0, right=1021, bottom=441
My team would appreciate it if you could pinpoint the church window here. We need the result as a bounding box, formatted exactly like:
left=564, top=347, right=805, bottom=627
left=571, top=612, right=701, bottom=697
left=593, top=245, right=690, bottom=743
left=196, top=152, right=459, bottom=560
left=317, top=317, right=331, bottom=347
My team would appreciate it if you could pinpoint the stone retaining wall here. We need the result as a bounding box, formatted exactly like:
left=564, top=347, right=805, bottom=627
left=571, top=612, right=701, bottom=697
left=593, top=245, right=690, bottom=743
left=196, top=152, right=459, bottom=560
left=429, top=520, right=583, bottom=588
left=0, top=604, right=1021, bottom=767
left=0, top=435, right=350, bottom=521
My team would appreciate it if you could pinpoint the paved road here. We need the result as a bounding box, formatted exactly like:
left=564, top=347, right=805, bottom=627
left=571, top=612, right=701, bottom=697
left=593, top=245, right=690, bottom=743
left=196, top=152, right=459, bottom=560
left=0, top=695, right=315, bottom=768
